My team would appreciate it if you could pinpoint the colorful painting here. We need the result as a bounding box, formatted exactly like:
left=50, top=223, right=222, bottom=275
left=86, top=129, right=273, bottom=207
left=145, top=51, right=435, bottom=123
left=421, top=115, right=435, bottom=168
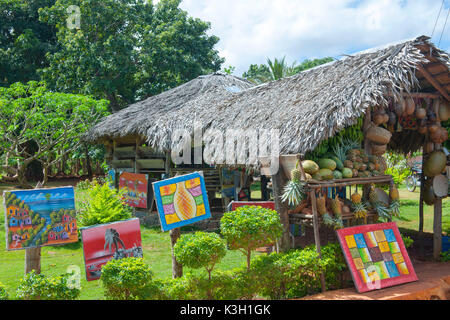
left=80, top=218, right=143, bottom=281
left=336, top=222, right=418, bottom=293
left=3, top=187, right=78, bottom=251
left=152, top=172, right=211, bottom=232
left=119, top=172, right=148, bottom=208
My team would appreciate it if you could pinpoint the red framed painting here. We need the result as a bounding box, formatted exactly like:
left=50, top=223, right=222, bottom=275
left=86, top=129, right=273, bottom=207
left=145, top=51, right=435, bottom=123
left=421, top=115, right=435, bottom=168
left=118, top=172, right=148, bottom=208
left=81, top=218, right=143, bottom=281
left=336, top=222, right=418, bottom=293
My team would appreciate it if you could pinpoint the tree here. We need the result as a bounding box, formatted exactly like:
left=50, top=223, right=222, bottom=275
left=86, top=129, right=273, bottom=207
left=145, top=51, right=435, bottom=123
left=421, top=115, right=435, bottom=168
left=220, top=206, right=283, bottom=270
left=39, top=0, right=224, bottom=111
left=0, top=81, right=109, bottom=186
left=174, top=231, right=227, bottom=281
left=0, top=0, right=57, bottom=87
left=243, top=57, right=334, bottom=84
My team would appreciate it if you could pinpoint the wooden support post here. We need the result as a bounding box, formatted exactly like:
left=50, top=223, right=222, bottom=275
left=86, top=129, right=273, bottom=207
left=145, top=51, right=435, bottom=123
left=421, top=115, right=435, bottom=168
left=25, top=247, right=41, bottom=274
left=418, top=149, right=426, bottom=259
left=271, top=164, right=291, bottom=252
left=261, top=175, right=269, bottom=200
left=170, top=228, right=183, bottom=278
left=433, top=198, right=443, bottom=261
left=25, top=182, right=43, bottom=274
left=310, top=190, right=326, bottom=292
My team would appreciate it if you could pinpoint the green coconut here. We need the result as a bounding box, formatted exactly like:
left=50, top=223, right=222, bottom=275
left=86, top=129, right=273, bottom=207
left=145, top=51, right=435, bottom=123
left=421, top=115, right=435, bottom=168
left=302, top=160, right=320, bottom=175
left=333, top=170, right=343, bottom=180
left=331, top=156, right=344, bottom=170
left=312, top=172, right=322, bottom=181
left=318, top=158, right=337, bottom=171
left=423, top=151, right=446, bottom=178
left=318, top=168, right=333, bottom=180
left=342, top=167, right=353, bottom=178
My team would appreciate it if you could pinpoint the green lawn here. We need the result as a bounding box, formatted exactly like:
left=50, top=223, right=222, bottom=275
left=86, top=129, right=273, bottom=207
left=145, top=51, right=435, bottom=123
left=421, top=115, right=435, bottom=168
left=0, top=180, right=448, bottom=299
left=0, top=181, right=253, bottom=300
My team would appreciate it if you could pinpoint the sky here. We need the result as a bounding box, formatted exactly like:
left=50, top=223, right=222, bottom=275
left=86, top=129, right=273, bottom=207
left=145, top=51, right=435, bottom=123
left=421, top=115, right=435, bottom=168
left=178, top=0, right=450, bottom=75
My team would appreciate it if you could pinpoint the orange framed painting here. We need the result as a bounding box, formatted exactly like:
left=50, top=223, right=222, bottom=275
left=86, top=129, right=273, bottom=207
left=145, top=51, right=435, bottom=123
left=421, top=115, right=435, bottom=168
left=336, top=222, right=418, bottom=293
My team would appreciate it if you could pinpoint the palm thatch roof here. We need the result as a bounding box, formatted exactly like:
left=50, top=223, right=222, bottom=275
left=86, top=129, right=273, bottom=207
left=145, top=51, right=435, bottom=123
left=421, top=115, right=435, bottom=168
left=86, top=72, right=254, bottom=144
left=88, top=36, right=450, bottom=161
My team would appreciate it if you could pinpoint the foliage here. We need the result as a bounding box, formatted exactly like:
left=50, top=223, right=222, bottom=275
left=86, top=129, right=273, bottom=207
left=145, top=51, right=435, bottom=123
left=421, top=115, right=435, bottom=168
left=247, top=243, right=347, bottom=299
left=401, top=234, right=414, bottom=249
left=440, top=250, right=450, bottom=262
left=155, top=269, right=254, bottom=300
left=0, top=0, right=57, bottom=87
left=38, top=0, right=223, bottom=110
left=242, top=57, right=333, bottom=84
left=174, top=231, right=227, bottom=280
left=0, top=81, right=109, bottom=185
left=101, top=257, right=155, bottom=300
left=384, top=152, right=413, bottom=187
left=0, top=282, right=8, bottom=300
left=305, top=118, right=364, bottom=161
left=220, top=206, right=283, bottom=269
left=16, top=270, right=80, bottom=300
left=76, top=179, right=132, bottom=227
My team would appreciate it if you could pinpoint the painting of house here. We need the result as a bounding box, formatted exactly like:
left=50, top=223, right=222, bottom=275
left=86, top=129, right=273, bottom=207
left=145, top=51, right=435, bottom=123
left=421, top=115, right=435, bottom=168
left=118, top=172, right=149, bottom=209
left=3, top=186, right=78, bottom=250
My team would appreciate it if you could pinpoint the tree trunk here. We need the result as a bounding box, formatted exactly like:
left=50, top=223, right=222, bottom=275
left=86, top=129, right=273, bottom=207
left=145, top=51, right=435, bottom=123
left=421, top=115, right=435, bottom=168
left=433, top=198, right=442, bottom=261
left=84, top=144, right=93, bottom=180
left=41, top=165, right=49, bottom=186
left=170, top=228, right=183, bottom=278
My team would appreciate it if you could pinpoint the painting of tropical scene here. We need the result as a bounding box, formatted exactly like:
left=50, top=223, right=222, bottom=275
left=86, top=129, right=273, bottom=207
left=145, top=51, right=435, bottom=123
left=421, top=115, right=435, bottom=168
left=3, top=187, right=77, bottom=250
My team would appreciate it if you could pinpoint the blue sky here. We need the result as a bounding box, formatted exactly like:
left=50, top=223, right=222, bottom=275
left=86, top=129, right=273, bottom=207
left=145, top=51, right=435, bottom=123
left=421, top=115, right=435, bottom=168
left=179, top=0, right=450, bottom=75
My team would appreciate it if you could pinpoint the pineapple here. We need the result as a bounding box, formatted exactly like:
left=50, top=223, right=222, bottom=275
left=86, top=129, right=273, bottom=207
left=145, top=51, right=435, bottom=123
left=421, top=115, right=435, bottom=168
left=389, top=186, right=400, bottom=201
left=291, top=167, right=302, bottom=182
left=369, top=185, right=379, bottom=204
left=351, top=192, right=362, bottom=204
left=281, top=180, right=306, bottom=206
left=316, top=195, right=327, bottom=215
left=352, top=201, right=368, bottom=219
left=331, top=197, right=342, bottom=215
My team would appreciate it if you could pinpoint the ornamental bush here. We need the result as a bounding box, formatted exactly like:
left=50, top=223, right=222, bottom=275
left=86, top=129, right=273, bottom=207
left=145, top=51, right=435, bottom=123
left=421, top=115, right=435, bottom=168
left=174, top=231, right=227, bottom=280
left=0, top=283, right=8, bottom=300
left=76, top=179, right=132, bottom=227
left=158, top=270, right=254, bottom=300
left=247, top=243, right=347, bottom=299
left=16, top=270, right=80, bottom=300
left=101, top=257, right=158, bottom=300
left=220, top=206, right=283, bottom=269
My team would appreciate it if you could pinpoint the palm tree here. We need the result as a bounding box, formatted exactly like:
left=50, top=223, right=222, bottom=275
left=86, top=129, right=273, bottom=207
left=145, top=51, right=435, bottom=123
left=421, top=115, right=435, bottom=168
left=104, top=228, right=126, bottom=253
left=266, top=56, right=298, bottom=80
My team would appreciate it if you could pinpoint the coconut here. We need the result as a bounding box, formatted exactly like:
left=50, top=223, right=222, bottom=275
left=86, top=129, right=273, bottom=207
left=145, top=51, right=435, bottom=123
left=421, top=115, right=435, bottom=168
left=415, top=107, right=427, bottom=120
left=423, top=151, right=447, bottom=177
left=366, top=126, right=392, bottom=145
left=438, top=100, right=450, bottom=121
left=405, top=97, right=415, bottom=115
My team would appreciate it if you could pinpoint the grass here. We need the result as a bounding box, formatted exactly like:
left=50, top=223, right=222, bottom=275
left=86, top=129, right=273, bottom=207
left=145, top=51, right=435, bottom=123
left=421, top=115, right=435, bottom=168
left=0, top=181, right=253, bottom=300
left=0, top=180, right=448, bottom=299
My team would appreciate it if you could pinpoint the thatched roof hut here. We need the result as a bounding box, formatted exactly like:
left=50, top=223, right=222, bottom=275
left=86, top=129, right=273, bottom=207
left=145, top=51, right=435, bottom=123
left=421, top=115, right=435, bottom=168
left=88, top=36, right=449, bottom=158
left=86, top=72, right=254, bottom=145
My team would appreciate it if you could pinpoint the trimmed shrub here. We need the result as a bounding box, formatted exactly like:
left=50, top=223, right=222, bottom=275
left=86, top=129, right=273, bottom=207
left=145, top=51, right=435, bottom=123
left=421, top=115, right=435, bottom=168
left=16, top=271, right=80, bottom=300
left=220, top=205, right=283, bottom=269
left=247, top=243, right=347, bottom=299
left=101, top=257, right=156, bottom=300
left=174, top=231, right=227, bottom=280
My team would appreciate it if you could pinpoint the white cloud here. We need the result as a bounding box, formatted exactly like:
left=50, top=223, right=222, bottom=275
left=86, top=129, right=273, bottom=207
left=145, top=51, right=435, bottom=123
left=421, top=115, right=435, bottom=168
left=180, top=0, right=450, bottom=75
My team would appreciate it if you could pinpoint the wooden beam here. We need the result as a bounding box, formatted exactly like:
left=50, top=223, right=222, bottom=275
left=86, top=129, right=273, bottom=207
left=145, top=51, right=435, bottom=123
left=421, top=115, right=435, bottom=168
left=271, top=165, right=291, bottom=252
left=418, top=66, right=450, bottom=101
left=310, top=190, right=326, bottom=292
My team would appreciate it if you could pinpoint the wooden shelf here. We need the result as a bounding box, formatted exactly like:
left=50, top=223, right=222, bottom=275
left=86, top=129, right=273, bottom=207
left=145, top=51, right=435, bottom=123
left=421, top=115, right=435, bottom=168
left=306, top=175, right=393, bottom=189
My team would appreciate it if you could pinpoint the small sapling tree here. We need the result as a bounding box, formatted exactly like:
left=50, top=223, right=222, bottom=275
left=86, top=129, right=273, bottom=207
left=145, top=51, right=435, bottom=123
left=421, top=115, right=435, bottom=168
left=220, top=206, right=283, bottom=270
